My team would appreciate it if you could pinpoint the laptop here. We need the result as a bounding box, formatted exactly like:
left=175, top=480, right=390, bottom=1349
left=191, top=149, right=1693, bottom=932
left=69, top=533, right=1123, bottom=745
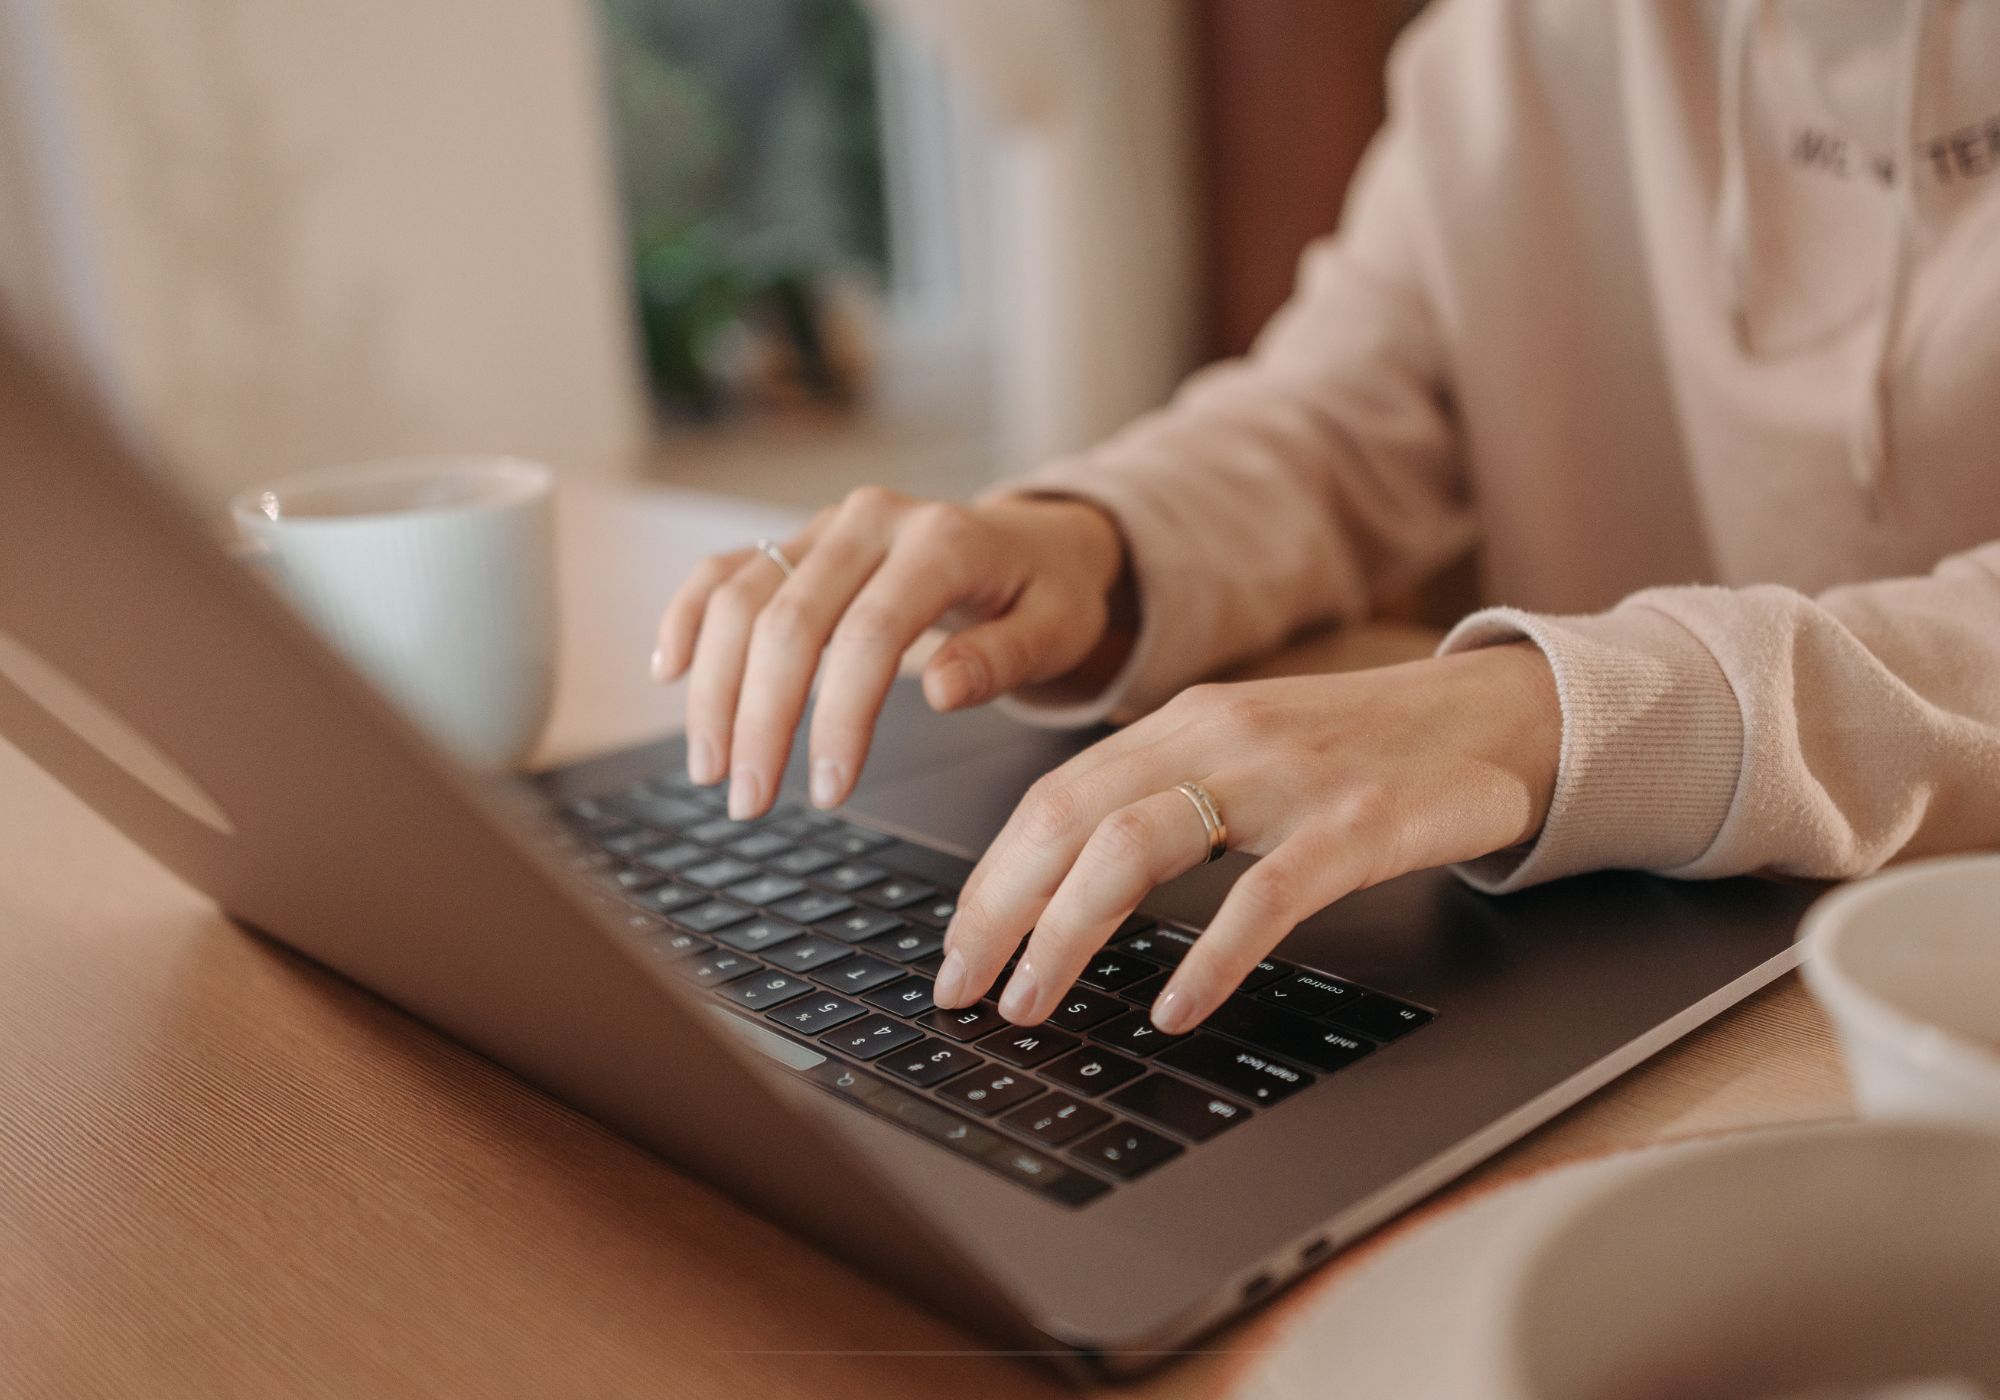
left=0, top=319, right=1821, bottom=1378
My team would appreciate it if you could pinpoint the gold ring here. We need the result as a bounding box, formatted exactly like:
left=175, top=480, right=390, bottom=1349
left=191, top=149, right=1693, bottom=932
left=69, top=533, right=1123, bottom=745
left=1173, top=781, right=1228, bottom=864
left=754, top=538, right=796, bottom=580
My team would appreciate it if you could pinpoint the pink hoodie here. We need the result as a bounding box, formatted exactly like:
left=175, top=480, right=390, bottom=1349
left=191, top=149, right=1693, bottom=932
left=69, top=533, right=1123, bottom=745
left=1002, top=0, right=2000, bottom=891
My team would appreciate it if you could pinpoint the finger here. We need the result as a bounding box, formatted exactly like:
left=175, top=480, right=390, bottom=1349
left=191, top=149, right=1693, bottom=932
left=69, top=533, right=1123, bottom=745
left=683, top=555, right=786, bottom=785
left=726, top=517, right=898, bottom=818
left=994, top=788, right=1211, bottom=1024
left=805, top=511, right=993, bottom=808
left=920, top=579, right=1100, bottom=713
left=654, top=549, right=754, bottom=682
left=1151, top=832, right=1357, bottom=1033
left=933, top=737, right=1175, bottom=1009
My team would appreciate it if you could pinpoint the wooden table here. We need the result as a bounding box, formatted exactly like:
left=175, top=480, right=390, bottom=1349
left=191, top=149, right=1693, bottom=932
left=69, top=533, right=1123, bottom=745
left=0, top=486, right=1853, bottom=1399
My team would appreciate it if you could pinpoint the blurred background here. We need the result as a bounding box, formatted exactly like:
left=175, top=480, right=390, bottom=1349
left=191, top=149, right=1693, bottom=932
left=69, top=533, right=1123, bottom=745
left=0, top=0, right=1418, bottom=513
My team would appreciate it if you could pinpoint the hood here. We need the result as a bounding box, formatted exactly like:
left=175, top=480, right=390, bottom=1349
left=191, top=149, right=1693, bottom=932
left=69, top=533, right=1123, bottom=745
left=1713, top=0, right=1998, bottom=513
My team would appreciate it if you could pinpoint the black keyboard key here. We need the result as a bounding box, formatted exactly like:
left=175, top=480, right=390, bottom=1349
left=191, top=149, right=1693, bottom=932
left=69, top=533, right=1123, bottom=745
left=688, top=816, right=757, bottom=845
left=817, top=862, right=888, bottom=894
left=1076, top=951, right=1152, bottom=993
left=678, top=951, right=757, bottom=987
left=769, top=845, right=840, bottom=878
left=1259, top=971, right=1361, bottom=1016
left=1107, top=1074, right=1251, bottom=1142
left=681, top=857, right=758, bottom=890
left=862, top=975, right=937, bottom=1017
left=1090, top=1009, right=1187, bottom=1058
left=638, top=842, right=707, bottom=874
left=712, top=916, right=807, bottom=954
left=770, top=994, right=869, bottom=1035
left=639, top=881, right=707, bottom=915
left=817, top=908, right=904, bottom=944
left=902, top=895, right=959, bottom=929
left=601, top=826, right=668, bottom=857
left=1236, top=957, right=1293, bottom=993
left=815, top=822, right=895, bottom=857
left=773, top=890, right=854, bottom=924
left=1045, top=987, right=1125, bottom=1032
left=673, top=899, right=754, bottom=934
left=1326, top=994, right=1435, bottom=1041
left=886, top=1094, right=1005, bottom=1157
left=816, top=954, right=904, bottom=995
left=981, top=1140, right=1089, bottom=1197
left=1041, top=1045, right=1146, bottom=1096
left=979, top=1025, right=1080, bottom=1069
left=723, top=873, right=807, bottom=906
left=821, top=1014, right=924, bottom=1060
left=768, top=813, right=836, bottom=841
left=765, top=934, right=853, bottom=973
left=1116, top=968, right=1174, bottom=1004
left=1205, top=997, right=1377, bottom=1072
left=881, top=1038, right=982, bottom=1088
left=867, top=926, right=943, bottom=964
left=1157, top=1033, right=1314, bottom=1104
left=642, top=929, right=711, bottom=963
left=938, top=1066, right=1042, bottom=1117
left=1067, top=1122, right=1183, bottom=1181
left=612, top=793, right=710, bottom=832
left=1002, top=1092, right=1112, bottom=1147
left=725, top=830, right=795, bottom=861
left=609, top=864, right=669, bottom=893
left=718, top=970, right=812, bottom=1010
left=1115, top=924, right=1196, bottom=966
left=916, top=1003, right=1007, bottom=1042
left=911, top=952, right=946, bottom=976
left=858, top=877, right=936, bottom=910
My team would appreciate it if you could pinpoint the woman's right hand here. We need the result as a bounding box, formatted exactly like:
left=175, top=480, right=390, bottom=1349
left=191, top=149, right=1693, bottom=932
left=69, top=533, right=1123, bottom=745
left=653, top=486, right=1131, bottom=821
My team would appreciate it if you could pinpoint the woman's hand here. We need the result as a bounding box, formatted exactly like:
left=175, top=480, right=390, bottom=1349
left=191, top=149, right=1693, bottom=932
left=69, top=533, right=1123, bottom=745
left=653, top=487, right=1130, bottom=819
left=933, top=644, right=1562, bottom=1034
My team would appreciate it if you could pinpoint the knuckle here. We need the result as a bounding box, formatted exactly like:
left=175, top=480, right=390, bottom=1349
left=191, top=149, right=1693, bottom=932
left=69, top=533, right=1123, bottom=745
left=908, top=500, right=977, bottom=549
left=1018, top=777, right=1088, bottom=850
left=707, top=577, right=761, bottom=627
left=1235, top=862, right=1301, bottom=925
left=1091, top=806, right=1155, bottom=867
left=753, top=590, right=813, bottom=644
left=833, top=602, right=902, bottom=653
left=840, top=483, right=900, bottom=522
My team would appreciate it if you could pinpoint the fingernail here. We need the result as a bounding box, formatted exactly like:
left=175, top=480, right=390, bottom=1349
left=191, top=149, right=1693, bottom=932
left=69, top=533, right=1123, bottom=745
left=649, top=647, right=668, bottom=682
left=687, top=734, right=720, bottom=785
left=810, top=757, right=845, bottom=809
left=933, top=949, right=968, bottom=1008
left=998, top=960, right=1039, bottom=1023
left=929, top=657, right=976, bottom=710
left=728, top=768, right=765, bottom=819
left=1152, top=985, right=1196, bottom=1035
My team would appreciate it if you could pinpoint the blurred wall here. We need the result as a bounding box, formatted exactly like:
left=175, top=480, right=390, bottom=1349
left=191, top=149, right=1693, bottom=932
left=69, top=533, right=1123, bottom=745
left=1, top=0, right=647, bottom=509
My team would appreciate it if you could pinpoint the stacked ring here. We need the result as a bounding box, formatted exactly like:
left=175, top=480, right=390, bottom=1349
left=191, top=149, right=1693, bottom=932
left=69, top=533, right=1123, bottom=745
left=1173, top=781, right=1229, bottom=864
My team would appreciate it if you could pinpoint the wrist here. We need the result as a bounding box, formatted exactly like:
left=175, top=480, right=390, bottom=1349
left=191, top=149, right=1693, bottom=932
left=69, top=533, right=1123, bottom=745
left=1459, top=641, right=1562, bottom=848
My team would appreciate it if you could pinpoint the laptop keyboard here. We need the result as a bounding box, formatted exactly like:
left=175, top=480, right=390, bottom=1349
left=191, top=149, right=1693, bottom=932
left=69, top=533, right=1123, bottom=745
left=549, top=771, right=1434, bottom=1209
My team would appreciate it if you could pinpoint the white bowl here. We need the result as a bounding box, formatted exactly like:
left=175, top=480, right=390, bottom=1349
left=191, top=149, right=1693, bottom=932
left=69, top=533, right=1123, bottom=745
left=1800, top=855, right=2000, bottom=1123
left=1486, top=1121, right=2000, bottom=1400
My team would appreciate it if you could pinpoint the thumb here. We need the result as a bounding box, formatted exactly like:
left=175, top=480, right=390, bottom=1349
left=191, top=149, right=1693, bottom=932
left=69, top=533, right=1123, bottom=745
left=922, top=583, right=1105, bottom=711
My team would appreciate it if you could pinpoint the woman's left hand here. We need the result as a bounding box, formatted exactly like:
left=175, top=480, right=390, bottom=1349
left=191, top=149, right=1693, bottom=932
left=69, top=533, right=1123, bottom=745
left=932, top=643, right=1563, bottom=1034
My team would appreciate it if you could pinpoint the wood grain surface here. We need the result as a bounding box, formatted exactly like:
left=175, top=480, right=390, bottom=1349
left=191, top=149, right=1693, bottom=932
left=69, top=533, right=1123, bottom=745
left=0, top=486, right=1852, bottom=1398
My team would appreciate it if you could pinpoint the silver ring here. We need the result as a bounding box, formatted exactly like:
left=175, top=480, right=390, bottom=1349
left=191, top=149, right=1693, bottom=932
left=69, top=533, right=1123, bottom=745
left=754, top=538, right=796, bottom=580
left=1173, top=781, right=1228, bottom=865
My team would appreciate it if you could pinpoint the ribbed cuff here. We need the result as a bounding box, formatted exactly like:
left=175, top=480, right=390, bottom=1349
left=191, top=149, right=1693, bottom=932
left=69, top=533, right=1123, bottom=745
left=1438, top=603, right=1747, bottom=892
left=979, top=464, right=1185, bottom=728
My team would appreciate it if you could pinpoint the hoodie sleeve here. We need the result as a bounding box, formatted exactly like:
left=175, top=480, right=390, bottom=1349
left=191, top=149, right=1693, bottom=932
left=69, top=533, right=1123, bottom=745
left=1440, top=540, right=2000, bottom=891
left=986, top=23, right=1476, bottom=726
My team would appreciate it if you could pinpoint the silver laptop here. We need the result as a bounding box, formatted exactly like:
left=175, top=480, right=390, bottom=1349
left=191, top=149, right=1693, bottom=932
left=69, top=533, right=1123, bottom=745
left=0, top=319, right=1819, bottom=1378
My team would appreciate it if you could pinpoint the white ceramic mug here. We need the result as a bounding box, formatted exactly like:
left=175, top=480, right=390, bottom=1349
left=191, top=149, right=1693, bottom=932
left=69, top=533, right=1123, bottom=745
left=1799, top=854, right=2000, bottom=1124
left=231, top=456, right=556, bottom=771
left=1470, top=1122, right=2000, bottom=1400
